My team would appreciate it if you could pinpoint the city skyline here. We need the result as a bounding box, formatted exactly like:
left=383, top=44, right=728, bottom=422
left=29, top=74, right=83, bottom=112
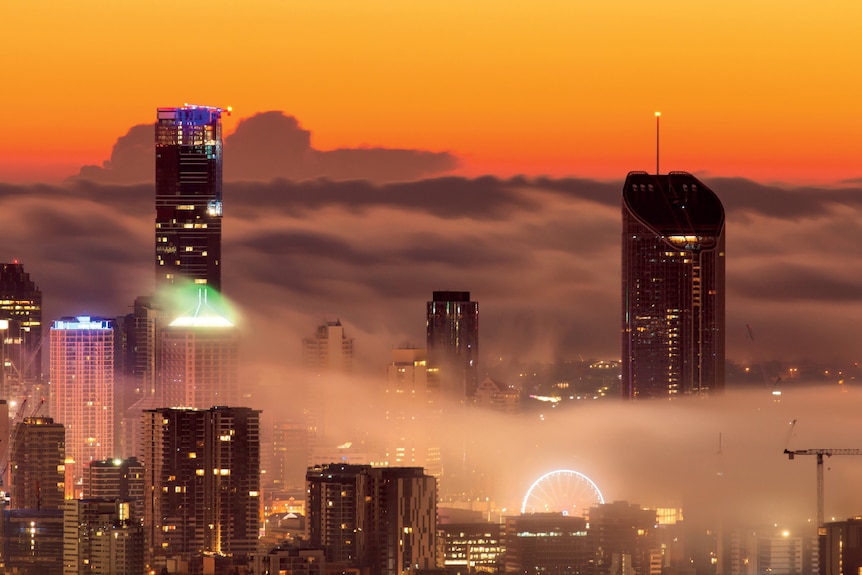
left=4, top=2, right=862, bottom=561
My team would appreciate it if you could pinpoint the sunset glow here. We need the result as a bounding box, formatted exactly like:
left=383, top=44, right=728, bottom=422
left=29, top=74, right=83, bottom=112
left=4, top=1, right=861, bottom=184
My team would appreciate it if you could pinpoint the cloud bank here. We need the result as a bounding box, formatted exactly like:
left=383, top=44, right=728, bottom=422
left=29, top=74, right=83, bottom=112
left=74, top=111, right=458, bottom=184
left=7, top=165, right=862, bottom=527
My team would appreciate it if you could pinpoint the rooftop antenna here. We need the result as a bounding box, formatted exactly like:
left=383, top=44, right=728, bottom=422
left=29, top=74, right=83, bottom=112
left=655, top=111, right=661, bottom=175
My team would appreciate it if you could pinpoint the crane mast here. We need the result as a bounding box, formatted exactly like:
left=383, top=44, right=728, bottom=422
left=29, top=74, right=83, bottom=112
left=784, top=448, right=862, bottom=534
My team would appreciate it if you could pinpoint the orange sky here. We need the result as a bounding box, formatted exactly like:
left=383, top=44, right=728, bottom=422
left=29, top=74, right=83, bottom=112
left=3, top=1, right=861, bottom=184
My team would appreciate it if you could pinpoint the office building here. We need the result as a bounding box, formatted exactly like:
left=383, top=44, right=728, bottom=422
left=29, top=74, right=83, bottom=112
left=0, top=262, right=42, bottom=397
left=49, top=316, right=115, bottom=485
left=306, top=463, right=437, bottom=575
left=439, top=521, right=505, bottom=573
left=587, top=501, right=659, bottom=575
left=155, top=105, right=225, bottom=291
left=504, top=513, right=590, bottom=575
left=158, top=287, right=239, bottom=408
left=621, top=172, right=725, bottom=399
left=8, top=416, right=65, bottom=511
left=63, top=499, right=144, bottom=575
left=427, top=291, right=479, bottom=400
left=141, top=406, right=260, bottom=562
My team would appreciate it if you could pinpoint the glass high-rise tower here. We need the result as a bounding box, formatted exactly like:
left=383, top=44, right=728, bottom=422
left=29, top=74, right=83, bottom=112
left=622, top=171, right=725, bottom=399
left=155, top=105, right=224, bottom=291
left=50, top=316, right=115, bottom=483
left=426, top=291, right=479, bottom=400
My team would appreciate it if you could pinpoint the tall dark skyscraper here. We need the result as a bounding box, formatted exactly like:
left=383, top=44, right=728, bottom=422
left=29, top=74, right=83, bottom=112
left=622, top=171, right=725, bottom=399
left=155, top=105, right=224, bottom=292
left=426, top=291, right=479, bottom=400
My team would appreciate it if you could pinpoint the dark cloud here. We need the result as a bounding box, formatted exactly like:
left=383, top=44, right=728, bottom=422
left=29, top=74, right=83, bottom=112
left=71, top=112, right=459, bottom=184
left=5, top=174, right=862, bottom=372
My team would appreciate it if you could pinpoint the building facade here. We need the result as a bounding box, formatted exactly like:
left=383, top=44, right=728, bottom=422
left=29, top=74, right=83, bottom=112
left=302, top=320, right=354, bottom=373
left=306, top=463, right=437, bottom=575
left=8, top=416, right=65, bottom=511
left=158, top=298, right=240, bottom=409
left=82, top=457, right=145, bottom=524
left=504, top=513, right=590, bottom=575
left=49, top=316, right=115, bottom=485
left=62, top=499, right=144, bottom=575
left=155, top=105, right=224, bottom=291
left=587, top=501, right=660, bottom=575
left=0, top=262, right=42, bottom=398
left=823, top=518, right=861, bottom=575
left=140, top=406, right=260, bottom=563
left=426, top=291, right=479, bottom=400
left=621, top=172, right=725, bottom=399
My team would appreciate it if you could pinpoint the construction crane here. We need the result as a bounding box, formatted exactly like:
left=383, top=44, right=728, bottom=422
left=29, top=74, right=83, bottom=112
left=784, top=448, right=862, bottom=532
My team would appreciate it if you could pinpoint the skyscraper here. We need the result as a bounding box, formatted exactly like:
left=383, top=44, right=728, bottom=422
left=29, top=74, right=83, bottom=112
left=140, top=406, right=260, bottom=562
left=621, top=171, right=725, bottom=399
left=155, top=105, right=225, bottom=291
left=0, top=262, right=42, bottom=396
left=426, top=291, right=479, bottom=400
left=50, top=316, right=115, bottom=481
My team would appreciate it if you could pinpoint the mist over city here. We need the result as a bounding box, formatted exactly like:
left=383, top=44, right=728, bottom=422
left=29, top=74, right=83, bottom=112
left=5, top=2, right=862, bottom=573
left=6, top=113, right=862, bottom=530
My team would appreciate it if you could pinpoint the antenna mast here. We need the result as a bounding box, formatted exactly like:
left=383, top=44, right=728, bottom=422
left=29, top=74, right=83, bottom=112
left=655, top=111, right=661, bottom=175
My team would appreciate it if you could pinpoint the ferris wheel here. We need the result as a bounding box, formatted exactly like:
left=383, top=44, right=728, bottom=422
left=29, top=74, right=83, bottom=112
left=521, top=469, right=605, bottom=516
